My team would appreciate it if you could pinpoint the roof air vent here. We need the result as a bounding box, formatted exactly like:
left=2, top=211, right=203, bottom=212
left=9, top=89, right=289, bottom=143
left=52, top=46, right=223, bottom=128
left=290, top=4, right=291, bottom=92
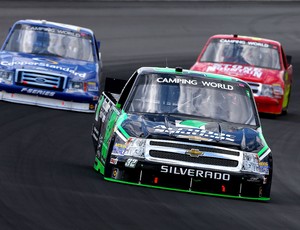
left=175, top=67, right=183, bottom=73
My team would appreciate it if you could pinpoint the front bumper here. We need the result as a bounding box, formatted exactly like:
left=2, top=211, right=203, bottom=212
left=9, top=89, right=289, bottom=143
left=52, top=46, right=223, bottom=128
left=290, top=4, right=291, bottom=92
left=254, top=96, right=283, bottom=115
left=95, top=157, right=271, bottom=201
left=0, top=84, right=98, bottom=112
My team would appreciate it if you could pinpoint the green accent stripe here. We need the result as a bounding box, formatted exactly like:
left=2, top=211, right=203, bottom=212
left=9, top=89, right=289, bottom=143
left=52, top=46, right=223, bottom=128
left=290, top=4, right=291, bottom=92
left=116, top=112, right=130, bottom=139
left=258, top=133, right=270, bottom=157
left=258, top=145, right=269, bottom=157
left=94, top=157, right=104, bottom=175
left=180, top=120, right=207, bottom=128
left=104, top=177, right=270, bottom=201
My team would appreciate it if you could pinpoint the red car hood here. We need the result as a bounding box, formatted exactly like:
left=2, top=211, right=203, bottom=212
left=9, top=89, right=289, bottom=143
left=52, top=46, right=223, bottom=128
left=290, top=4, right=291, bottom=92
left=191, top=62, right=284, bottom=85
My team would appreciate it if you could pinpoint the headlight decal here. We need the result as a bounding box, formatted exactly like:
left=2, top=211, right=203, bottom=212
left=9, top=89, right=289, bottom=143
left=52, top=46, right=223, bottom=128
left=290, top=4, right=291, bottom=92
left=68, top=81, right=85, bottom=92
left=241, top=152, right=260, bottom=173
left=261, top=84, right=284, bottom=98
left=261, top=84, right=273, bottom=97
left=0, top=70, right=14, bottom=84
left=123, top=138, right=146, bottom=158
left=272, top=84, right=284, bottom=96
left=112, top=135, right=146, bottom=158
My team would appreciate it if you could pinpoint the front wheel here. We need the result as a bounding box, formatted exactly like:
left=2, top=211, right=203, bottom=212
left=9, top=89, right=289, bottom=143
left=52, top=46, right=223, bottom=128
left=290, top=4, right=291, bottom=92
left=261, top=173, right=272, bottom=198
left=103, top=136, right=116, bottom=177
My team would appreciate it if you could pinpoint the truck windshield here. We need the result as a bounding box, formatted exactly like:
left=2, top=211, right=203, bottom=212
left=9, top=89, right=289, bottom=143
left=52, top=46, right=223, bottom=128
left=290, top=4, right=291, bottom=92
left=4, top=24, right=94, bottom=62
left=200, top=38, right=281, bottom=70
left=126, top=73, right=258, bottom=126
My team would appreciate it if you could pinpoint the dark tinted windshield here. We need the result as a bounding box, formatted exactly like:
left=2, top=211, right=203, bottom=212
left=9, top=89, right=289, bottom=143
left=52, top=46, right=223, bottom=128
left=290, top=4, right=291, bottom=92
left=4, top=24, right=95, bottom=62
left=125, top=73, right=258, bottom=126
left=200, top=38, right=280, bottom=70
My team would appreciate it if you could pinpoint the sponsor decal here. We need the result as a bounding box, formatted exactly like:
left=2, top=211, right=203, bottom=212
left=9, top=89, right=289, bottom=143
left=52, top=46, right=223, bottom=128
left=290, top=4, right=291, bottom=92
left=154, top=125, right=235, bottom=142
left=0, top=61, right=86, bottom=78
left=110, top=158, right=118, bottom=165
left=27, top=26, right=56, bottom=33
left=207, top=64, right=263, bottom=78
left=112, top=168, right=119, bottom=179
left=219, top=39, right=269, bottom=48
left=247, top=177, right=261, bottom=182
left=26, top=25, right=82, bottom=38
left=157, top=78, right=197, bottom=85
left=112, top=143, right=126, bottom=155
left=56, top=29, right=81, bottom=37
left=259, top=161, right=269, bottom=175
left=259, top=162, right=268, bottom=166
left=115, top=143, right=126, bottom=148
left=112, top=134, right=127, bottom=155
left=201, top=81, right=233, bottom=90
left=247, top=41, right=269, bottom=48
left=220, top=39, right=246, bottom=45
left=32, top=58, right=58, bottom=64
left=87, top=82, right=98, bottom=92
left=21, top=88, right=55, bottom=96
left=180, top=135, right=211, bottom=142
left=161, top=165, right=230, bottom=181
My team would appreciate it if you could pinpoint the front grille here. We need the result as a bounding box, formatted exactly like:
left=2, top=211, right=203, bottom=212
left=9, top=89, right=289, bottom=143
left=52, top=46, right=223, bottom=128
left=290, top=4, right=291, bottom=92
left=149, top=150, right=238, bottom=167
left=146, top=139, right=242, bottom=170
left=15, top=69, right=67, bottom=91
left=149, top=141, right=240, bottom=156
left=247, top=82, right=261, bottom=96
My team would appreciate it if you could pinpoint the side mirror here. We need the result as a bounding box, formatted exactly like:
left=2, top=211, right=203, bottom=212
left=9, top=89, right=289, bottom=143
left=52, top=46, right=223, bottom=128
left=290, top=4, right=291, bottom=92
left=286, top=55, right=292, bottom=65
left=96, top=40, right=100, bottom=49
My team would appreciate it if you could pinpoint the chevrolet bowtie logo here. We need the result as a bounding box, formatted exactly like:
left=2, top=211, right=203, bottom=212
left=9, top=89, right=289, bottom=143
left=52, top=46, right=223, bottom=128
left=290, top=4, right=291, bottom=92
left=186, top=149, right=204, bottom=157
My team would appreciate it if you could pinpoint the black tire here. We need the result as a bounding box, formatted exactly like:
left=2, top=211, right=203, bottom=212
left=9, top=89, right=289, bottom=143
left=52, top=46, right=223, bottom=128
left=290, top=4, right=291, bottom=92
left=262, top=154, right=273, bottom=198
left=262, top=173, right=272, bottom=198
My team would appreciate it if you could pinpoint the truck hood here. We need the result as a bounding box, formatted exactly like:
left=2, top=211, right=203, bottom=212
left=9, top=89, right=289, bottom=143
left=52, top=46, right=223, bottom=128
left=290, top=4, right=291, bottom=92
left=0, top=51, right=97, bottom=80
left=119, top=113, right=263, bottom=152
left=191, top=62, right=284, bottom=85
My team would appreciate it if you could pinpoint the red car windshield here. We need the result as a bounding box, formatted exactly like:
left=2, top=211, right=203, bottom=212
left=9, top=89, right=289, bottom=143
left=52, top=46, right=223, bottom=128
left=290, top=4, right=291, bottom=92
left=200, top=38, right=281, bottom=70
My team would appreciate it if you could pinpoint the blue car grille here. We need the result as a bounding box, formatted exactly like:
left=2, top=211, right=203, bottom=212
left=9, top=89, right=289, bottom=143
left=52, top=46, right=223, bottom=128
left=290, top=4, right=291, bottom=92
left=15, top=70, right=67, bottom=91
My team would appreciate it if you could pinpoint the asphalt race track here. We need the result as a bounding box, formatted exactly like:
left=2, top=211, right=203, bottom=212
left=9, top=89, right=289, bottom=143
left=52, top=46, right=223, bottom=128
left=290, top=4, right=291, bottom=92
left=0, top=1, right=300, bottom=230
